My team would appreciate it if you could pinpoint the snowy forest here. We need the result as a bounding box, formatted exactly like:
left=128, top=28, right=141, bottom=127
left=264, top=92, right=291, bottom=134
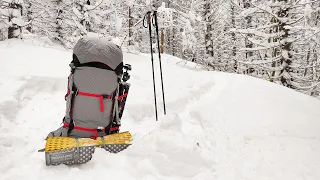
left=0, top=0, right=320, bottom=98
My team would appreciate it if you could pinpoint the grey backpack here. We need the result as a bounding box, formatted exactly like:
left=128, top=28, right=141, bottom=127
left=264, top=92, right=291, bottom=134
left=48, top=37, right=131, bottom=139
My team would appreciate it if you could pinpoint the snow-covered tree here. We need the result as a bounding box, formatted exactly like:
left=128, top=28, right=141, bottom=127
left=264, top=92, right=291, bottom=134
left=0, top=0, right=318, bottom=99
left=233, top=0, right=320, bottom=96
left=52, top=0, right=112, bottom=48
left=122, top=0, right=150, bottom=52
left=0, top=0, right=27, bottom=39
left=23, top=0, right=58, bottom=40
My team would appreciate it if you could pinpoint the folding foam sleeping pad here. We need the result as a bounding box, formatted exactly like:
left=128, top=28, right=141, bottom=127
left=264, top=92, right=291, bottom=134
left=40, top=131, right=132, bottom=166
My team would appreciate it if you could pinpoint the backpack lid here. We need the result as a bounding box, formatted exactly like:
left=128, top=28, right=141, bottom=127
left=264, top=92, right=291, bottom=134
left=73, top=37, right=123, bottom=72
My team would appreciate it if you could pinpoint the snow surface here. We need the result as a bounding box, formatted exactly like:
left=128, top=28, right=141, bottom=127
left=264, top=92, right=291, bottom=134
left=1, top=39, right=320, bottom=180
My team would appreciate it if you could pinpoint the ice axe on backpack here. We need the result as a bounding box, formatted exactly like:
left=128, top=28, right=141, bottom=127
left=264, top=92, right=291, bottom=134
left=143, top=10, right=167, bottom=121
left=118, top=64, right=131, bottom=120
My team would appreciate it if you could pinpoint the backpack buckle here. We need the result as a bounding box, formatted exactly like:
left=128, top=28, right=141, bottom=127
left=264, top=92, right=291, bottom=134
left=96, top=126, right=105, bottom=137
left=102, top=94, right=110, bottom=99
left=71, top=84, right=78, bottom=96
left=97, top=126, right=104, bottom=131
left=74, top=89, right=79, bottom=96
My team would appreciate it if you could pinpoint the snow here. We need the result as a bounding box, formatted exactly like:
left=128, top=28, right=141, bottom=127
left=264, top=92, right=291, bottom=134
left=111, top=37, right=122, bottom=47
left=11, top=8, right=21, bottom=18
left=1, top=39, right=320, bottom=180
left=238, top=7, right=259, bottom=18
left=3, top=0, right=24, bottom=4
left=72, top=7, right=83, bottom=19
left=282, top=50, right=289, bottom=59
left=115, top=16, right=123, bottom=33
left=230, top=28, right=280, bottom=39
left=0, top=8, right=10, bottom=17
left=11, top=17, right=27, bottom=27
left=304, top=2, right=312, bottom=20
left=157, top=3, right=173, bottom=27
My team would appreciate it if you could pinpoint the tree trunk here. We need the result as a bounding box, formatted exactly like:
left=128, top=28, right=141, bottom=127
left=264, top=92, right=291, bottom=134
left=25, top=0, right=32, bottom=32
left=269, top=16, right=279, bottom=82
left=231, top=4, right=237, bottom=71
left=160, top=30, right=164, bottom=53
left=204, top=0, right=213, bottom=57
left=166, top=0, right=172, bottom=55
left=56, top=0, right=64, bottom=45
left=128, top=6, right=133, bottom=46
left=278, top=0, right=293, bottom=88
left=244, top=0, right=253, bottom=58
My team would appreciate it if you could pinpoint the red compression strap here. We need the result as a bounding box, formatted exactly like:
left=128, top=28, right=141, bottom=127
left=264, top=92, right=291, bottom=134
left=63, top=122, right=101, bottom=137
left=65, top=90, right=112, bottom=112
left=110, top=126, right=119, bottom=131
left=118, top=93, right=128, bottom=100
left=99, top=96, right=104, bottom=112
left=77, top=91, right=104, bottom=112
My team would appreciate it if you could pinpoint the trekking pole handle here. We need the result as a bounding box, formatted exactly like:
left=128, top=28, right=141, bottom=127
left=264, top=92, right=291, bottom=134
left=151, top=11, right=157, bottom=27
left=148, top=12, right=151, bottom=25
left=143, top=11, right=152, bottom=28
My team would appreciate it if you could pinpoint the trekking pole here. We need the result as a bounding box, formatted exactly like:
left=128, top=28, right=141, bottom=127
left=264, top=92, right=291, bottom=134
left=144, top=11, right=158, bottom=121
left=152, top=11, right=166, bottom=115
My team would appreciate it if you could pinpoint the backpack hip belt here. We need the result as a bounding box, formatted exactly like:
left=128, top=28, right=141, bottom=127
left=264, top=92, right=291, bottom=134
left=62, top=121, right=119, bottom=139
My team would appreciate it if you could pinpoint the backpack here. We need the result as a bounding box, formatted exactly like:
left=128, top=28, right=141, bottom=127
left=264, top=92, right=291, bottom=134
left=47, top=37, right=131, bottom=139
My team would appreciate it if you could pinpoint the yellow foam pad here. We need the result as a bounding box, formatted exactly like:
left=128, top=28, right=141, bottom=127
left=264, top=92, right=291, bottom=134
left=45, top=131, right=132, bottom=152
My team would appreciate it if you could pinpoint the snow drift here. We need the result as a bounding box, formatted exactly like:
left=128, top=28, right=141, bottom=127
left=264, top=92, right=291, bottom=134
left=0, top=39, right=320, bottom=180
